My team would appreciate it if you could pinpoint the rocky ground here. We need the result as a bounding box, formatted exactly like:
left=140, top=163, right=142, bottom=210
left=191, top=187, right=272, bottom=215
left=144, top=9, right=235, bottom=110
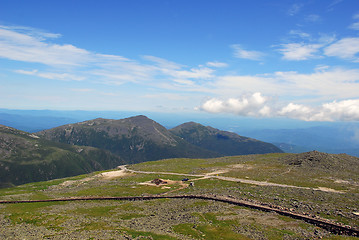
left=0, top=152, right=358, bottom=239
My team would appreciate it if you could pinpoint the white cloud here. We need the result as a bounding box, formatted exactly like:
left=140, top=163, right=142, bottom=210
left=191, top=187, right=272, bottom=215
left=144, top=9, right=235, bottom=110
left=287, top=4, right=302, bottom=16
left=142, top=55, right=183, bottom=70
left=278, top=103, right=316, bottom=121
left=169, top=67, right=214, bottom=79
left=144, top=55, right=215, bottom=80
left=199, top=92, right=359, bottom=122
left=289, top=30, right=311, bottom=39
left=324, top=37, right=359, bottom=62
left=328, top=0, right=344, bottom=9
left=210, top=67, right=359, bottom=101
left=349, top=13, right=359, bottom=30
left=2, top=25, right=220, bottom=88
left=231, top=44, right=264, bottom=61
left=279, top=99, right=359, bottom=121
left=320, top=99, right=359, bottom=121
left=15, top=69, right=85, bottom=81
left=278, top=43, right=322, bottom=60
left=0, top=26, right=91, bottom=66
left=200, top=92, right=271, bottom=117
left=0, top=25, right=61, bottom=40
left=206, top=61, right=228, bottom=68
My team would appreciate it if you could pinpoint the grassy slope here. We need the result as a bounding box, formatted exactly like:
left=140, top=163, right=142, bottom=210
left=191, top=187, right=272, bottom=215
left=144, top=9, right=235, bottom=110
left=0, top=126, right=125, bottom=186
left=0, top=153, right=358, bottom=239
left=170, top=122, right=283, bottom=155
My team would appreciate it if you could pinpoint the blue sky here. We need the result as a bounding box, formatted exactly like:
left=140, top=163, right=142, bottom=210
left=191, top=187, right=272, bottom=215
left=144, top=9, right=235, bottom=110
left=1, top=0, right=359, bottom=122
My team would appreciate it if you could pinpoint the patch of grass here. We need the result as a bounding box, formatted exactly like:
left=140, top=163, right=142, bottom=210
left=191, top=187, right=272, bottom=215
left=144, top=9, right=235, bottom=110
left=173, top=223, right=204, bottom=239
left=3, top=202, right=67, bottom=229
left=116, top=202, right=144, bottom=211
left=119, top=227, right=178, bottom=240
left=71, top=205, right=118, bottom=217
left=118, top=213, right=146, bottom=220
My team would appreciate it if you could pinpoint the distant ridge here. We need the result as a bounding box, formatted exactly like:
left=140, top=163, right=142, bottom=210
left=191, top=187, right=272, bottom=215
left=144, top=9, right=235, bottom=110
left=36, top=115, right=282, bottom=163
left=36, top=115, right=220, bottom=163
left=170, top=121, right=283, bottom=155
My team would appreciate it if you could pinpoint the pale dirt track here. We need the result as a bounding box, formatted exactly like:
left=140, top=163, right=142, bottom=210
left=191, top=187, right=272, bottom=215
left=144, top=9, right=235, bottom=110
left=123, top=166, right=345, bottom=193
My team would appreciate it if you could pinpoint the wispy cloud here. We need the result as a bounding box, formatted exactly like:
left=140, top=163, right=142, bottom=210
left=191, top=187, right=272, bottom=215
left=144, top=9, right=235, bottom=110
left=349, top=13, right=359, bottom=30
left=0, top=26, right=91, bottom=66
left=327, top=0, right=344, bottom=10
left=287, top=3, right=303, bottom=16
left=3, top=24, right=359, bottom=121
left=231, top=44, right=264, bottom=61
left=324, top=37, right=359, bottom=62
left=278, top=32, right=336, bottom=61
left=1, top=25, right=224, bottom=90
left=206, top=61, right=228, bottom=68
left=14, top=69, right=85, bottom=81
left=289, top=30, right=311, bottom=39
left=278, top=42, right=322, bottom=60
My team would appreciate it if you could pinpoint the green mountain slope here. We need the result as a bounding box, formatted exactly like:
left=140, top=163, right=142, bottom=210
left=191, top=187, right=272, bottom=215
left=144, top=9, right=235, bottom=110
left=0, top=152, right=358, bottom=239
left=36, top=115, right=220, bottom=163
left=170, top=122, right=283, bottom=155
left=0, top=125, right=124, bottom=187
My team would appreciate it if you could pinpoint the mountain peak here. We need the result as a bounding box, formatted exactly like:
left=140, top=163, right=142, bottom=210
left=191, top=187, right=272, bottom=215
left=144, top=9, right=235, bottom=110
left=170, top=122, right=283, bottom=155
left=35, top=115, right=220, bottom=163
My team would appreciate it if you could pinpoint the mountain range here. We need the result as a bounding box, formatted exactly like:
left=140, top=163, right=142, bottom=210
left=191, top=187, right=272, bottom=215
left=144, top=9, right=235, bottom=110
left=1, top=109, right=359, bottom=157
left=0, top=115, right=282, bottom=186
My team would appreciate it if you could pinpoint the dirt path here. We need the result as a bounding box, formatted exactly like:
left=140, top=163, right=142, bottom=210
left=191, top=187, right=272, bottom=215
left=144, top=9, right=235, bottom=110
left=124, top=166, right=345, bottom=194
left=57, top=165, right=344, bottom=194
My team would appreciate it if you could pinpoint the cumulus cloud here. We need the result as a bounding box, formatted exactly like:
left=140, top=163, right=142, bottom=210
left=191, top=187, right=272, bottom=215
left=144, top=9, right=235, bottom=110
left=320, top=99, right=359, bottom=121
left=279, top=99, right=359, bottom=121
left=199, top=92, right=271, bottom=117
left=324, top=37, right=359, bottom=62
left=231, top=44, right=264, bottom=61
left=199, top=92, right=359, bottom=122
left=278, top=103, right=317, bottom=121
